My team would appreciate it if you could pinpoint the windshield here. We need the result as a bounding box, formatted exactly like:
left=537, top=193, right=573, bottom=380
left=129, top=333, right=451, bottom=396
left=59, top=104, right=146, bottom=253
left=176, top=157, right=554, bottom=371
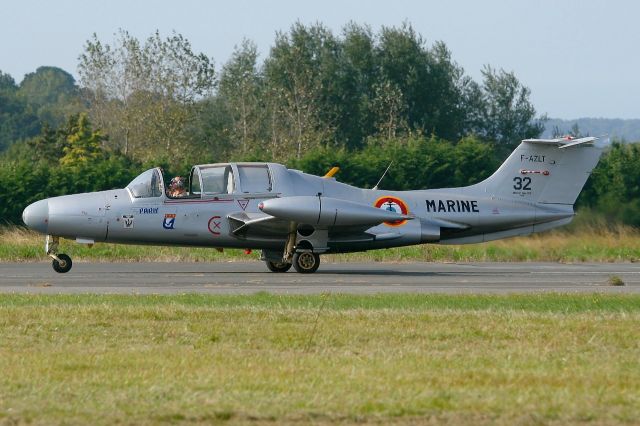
left=190, top=168, right=201, bottom=195
left=127, top=169, right=163, bottom=198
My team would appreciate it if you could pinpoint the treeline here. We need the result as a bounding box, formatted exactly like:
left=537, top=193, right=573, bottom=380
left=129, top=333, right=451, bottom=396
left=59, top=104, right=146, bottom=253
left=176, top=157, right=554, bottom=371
left=2, top=23, right=544, bottom=165
left=1, top=111, right=639, bottom=227
left=0, top=112, right=500, bottom=223
left=0, top=66, right=84, bottom=152
left=0, top=23, right=639, bottom=227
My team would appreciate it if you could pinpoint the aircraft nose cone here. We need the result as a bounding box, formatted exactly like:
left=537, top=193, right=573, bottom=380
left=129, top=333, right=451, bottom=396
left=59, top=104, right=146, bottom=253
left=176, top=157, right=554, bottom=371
left=22, top=199, right=49, bottom=234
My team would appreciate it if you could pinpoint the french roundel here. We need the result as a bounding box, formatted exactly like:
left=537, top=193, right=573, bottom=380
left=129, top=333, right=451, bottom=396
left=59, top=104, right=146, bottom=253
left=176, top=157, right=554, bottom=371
left=374, top=196, right=409, bottom=226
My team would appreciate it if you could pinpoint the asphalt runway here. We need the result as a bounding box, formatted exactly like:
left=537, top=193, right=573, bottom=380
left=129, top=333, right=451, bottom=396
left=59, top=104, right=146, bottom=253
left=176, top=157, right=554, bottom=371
left=0, top=261, right=639, bottom=294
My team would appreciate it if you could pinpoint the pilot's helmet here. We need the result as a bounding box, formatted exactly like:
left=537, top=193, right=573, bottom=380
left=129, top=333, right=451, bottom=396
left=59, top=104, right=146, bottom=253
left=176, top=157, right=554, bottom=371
left=170, top=176, right=185, bottom=189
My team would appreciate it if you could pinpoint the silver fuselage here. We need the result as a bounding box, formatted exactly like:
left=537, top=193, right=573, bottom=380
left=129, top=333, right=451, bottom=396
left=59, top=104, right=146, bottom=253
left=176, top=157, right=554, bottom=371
left=22, top=162, right=575, bottom=253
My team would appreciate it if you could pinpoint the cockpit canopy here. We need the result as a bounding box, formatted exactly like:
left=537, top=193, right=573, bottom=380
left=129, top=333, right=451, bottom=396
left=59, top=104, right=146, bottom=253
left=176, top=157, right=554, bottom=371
left=127, top=169, right=163, bottom=198
left=195, top=165, right=235, bottom=195
left=126, top=163, right=274, bottom=199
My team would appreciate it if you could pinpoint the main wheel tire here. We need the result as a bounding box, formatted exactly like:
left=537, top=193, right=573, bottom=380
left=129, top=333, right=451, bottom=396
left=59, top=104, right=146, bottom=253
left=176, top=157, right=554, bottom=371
left=293, top=252, right=320, bottom=274
left=52, top=253, right=72, bottom=273
left=265, top=260, right=292, bottom=273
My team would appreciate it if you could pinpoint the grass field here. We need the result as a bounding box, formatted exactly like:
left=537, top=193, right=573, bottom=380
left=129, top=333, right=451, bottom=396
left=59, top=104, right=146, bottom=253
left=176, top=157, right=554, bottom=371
left=1, top=293, right=639, bottom=425
left=2, top=218, right=640, bottom=263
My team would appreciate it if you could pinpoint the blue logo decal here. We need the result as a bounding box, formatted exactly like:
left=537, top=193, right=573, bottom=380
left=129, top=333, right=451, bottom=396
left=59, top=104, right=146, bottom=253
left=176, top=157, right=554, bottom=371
left=163, top=214, right=176, bottom=229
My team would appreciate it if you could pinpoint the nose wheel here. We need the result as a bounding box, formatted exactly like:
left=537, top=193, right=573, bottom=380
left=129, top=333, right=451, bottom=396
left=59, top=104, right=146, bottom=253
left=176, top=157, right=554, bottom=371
left=46, top=235, right=73, bottom=273
left=52, top=254, right=73, bottom=273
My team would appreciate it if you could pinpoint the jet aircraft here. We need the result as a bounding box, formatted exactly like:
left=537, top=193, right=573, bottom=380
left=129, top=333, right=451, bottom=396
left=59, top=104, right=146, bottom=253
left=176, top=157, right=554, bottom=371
left=22, top=136, right=605, bottom=273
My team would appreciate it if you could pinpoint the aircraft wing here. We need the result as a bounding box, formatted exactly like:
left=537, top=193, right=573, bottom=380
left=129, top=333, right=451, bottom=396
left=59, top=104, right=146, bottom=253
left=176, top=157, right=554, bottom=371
left=228, top=196, right=414, bottom=241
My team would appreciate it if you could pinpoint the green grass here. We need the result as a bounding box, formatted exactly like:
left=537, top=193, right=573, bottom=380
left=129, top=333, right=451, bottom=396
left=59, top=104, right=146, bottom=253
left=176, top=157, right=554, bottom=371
left=1, top=294, right=640, bottom=425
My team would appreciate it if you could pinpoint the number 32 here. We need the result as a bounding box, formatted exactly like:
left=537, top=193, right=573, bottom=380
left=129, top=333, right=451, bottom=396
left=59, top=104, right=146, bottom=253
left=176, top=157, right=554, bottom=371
left=513, top=176, right=532, bottom=190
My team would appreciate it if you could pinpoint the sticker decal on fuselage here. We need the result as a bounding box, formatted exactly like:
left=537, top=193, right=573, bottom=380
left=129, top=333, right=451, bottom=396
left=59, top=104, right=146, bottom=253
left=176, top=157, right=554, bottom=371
left=374, top=196, right=409, bottom=227
left=163, top=214, right=176, bottom=230
left=208, top=216, right=222, bottom=236
left=122, top=215, right=134, bottom=229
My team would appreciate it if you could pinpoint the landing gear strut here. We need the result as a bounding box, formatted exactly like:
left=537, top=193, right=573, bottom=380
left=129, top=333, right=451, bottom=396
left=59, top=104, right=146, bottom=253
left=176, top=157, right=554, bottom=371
left=263, top=222, right=323, bottom=273
left=46, top=235, right=72, bottom=273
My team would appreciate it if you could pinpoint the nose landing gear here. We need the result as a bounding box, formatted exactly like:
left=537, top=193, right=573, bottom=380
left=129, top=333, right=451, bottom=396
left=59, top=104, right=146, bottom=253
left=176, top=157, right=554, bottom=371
left=46, top=235, right=73, bottom=273
left=52, top=253, right=73, bottom=273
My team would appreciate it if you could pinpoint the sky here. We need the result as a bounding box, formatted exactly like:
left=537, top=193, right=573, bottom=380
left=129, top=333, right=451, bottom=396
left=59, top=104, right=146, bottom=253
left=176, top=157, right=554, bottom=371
left=1, top=0, right=638, bottom=119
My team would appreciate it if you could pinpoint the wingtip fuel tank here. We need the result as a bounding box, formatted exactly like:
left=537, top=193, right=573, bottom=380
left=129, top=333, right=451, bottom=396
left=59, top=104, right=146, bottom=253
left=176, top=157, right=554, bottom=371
left=259, top=196, right=413, bottom=227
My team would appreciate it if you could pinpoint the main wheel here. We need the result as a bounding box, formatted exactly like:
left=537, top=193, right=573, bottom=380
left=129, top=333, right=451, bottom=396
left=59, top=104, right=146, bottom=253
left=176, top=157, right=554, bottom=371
left=52, top=253, right=72, bottom=273
left=293, top=252, right=320, bottom=274
left=265, top=260, right=292, bottom=273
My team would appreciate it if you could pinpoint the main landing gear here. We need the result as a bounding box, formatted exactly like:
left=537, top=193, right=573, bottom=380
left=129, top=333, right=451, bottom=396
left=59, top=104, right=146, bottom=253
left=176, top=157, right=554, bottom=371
left=262, top=251, right=321, bottom=274
left=262, top=223, right=324, bottom=273
left=265, top=260, right=292, bottom=273
left=46, top=235, right=72, bottom=273
left=292, top=252, right=320, bottom=274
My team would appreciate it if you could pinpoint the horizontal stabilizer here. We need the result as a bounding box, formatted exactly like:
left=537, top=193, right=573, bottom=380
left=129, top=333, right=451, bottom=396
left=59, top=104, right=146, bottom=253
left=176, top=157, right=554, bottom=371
left=522, top=136, right=597, bottom=147
left=558, top=137, right=598, bottom=149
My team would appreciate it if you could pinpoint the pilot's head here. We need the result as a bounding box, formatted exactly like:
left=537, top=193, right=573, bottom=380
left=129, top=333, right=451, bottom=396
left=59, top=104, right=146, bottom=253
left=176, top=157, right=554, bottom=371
left=169, top=176, right=185, bottom=191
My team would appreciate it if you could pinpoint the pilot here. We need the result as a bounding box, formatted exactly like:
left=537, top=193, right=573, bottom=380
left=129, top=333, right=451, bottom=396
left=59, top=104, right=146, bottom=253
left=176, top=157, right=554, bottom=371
left=168, top=176, right=186, bottom=197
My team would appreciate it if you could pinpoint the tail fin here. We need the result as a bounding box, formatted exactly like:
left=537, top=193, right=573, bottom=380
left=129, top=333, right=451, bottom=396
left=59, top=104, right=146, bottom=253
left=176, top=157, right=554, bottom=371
left=473, top=137, right=606, bottom=205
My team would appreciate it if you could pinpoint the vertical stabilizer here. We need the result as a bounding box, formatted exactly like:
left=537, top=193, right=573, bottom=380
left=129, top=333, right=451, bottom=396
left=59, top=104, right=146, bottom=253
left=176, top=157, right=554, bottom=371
left=471, top=137, right=605, bottom=205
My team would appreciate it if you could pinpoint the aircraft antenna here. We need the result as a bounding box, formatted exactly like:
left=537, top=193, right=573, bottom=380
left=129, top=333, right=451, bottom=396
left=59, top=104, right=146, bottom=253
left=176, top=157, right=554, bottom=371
left=372, top=161, right=393, bottom=190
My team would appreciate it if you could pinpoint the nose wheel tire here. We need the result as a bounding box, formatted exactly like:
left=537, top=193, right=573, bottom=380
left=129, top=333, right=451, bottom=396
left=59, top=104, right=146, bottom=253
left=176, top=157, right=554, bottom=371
left=265, top=260, right=292, bottom=273
left=52, top=253, right=72, bottom=273
left=293, top=252, right=320, bottom=274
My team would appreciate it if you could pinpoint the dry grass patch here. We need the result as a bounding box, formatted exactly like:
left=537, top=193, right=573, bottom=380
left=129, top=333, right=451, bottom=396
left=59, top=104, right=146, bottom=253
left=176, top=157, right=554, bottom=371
left=608, top=275, right=626, bottom=286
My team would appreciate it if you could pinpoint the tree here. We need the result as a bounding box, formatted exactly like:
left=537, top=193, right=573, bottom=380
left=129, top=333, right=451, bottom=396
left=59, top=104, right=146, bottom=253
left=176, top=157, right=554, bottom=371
left=375, top=24, right=470, bottom=140
left=217, top=39, right=263, bottom=156
left=17, top=66, right=85, bottom=127
left=0, top=71, right=17, bottom=92
left=26, top=123, right=62, bottom=163
left=332, top=23, right=377, bottom=148
left=0, top=112, right=138, bottom=224
left=472, top=65, right=545, bottom=148
left=0, top=70, right=40, bottom=152
left=569, top=123, right=583, bottom=137
left=78, top=30, right=216, bottom=165
left=371, top=79, right=407, bottom=138
left=59, top=113, right=106, bottom=168
left=580, top=142, right=640, bottom=226
left=263, top=22, right=340, bottom=159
